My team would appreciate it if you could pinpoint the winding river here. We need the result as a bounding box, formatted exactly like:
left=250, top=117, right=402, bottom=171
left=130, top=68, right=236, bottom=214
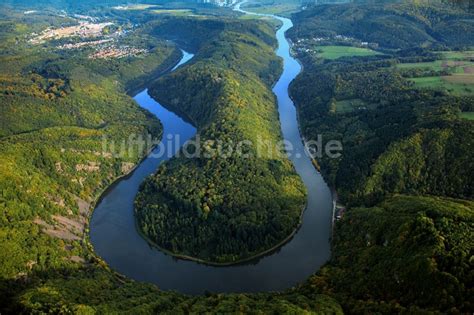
left=89, top=7, right=332, bottom=294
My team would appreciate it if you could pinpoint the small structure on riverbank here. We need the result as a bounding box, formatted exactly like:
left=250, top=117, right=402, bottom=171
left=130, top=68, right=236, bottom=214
left=335, top=204, right=346, bottom=220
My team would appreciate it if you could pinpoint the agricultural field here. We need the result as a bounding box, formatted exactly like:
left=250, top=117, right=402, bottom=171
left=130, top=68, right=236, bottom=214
left=315, top=45, right=380, bottom=59
left=151, top=9, right=193, bottom=16
left=242, top=0, right=302, bottom=16
left=441, top=50, right=474, bottom=60
left=460, top=112, right=474, bottom=120
left=398, top=50, right=474, bottom=95
left=397, top=60, right=447, bottom=71
left=409, top=76, right=474, bottom=95
left=334, top=98, right=377, bottom=113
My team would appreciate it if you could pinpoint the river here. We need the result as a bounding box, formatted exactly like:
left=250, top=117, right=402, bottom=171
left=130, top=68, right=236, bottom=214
left=89, top=8, right=332, bottom=295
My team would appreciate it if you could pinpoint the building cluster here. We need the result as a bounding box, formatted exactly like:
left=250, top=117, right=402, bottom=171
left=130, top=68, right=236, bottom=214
left=57, top=38, right=113, bottom=50
left=335, top=205, right=346, bottom=221
left=29, top=13, right=147, bottom=60
left=30, top=21, right=113, bottom=44
left=88, top=46, right=148, bottom=60
left=198, top=0, right=238, bottom=7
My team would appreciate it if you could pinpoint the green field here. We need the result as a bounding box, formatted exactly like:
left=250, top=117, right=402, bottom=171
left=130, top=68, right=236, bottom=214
left=398, top=50, right=474, bottom=95
left=410, top=75, right=474, bottom=95
left=440, top=50, right=474, bottom=60
left=238, top=14, right=283, bottom=28
left=242, top=0, right=301, bottom=16
left=460, top=112, right=474, bottom=120
left=397, top=59, right=474, bottom=72
left=317, top=45, right=380, bottom=59
left=397, top=60, right=445, bottom=71
left=152, top=9, right=193, bottom=16
left=114, top=4, right=158, bottom=10
left=335, top=98, right=376, bottom=113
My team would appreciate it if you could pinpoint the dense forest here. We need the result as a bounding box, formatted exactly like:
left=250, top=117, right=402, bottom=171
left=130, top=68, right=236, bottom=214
left=0, top=5, right=183, bottom=282
left=135, top=17, right=306, bottom=263
left=289, top=1, right=474, bottom=205
left=286, top=1, right=474, bottom=312
left=290, top=60, right=474, bottom=204
left=296, top=195, right=474, bottom=312
left=290, top=1, right=474, bottom=49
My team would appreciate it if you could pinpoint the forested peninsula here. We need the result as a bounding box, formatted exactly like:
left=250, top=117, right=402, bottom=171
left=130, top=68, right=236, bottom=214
left=135, top=17, right=306, bottom=263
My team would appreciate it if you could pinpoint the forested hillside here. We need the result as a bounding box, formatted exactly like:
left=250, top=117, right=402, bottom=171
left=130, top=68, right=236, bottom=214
left=290, top=59, right=474, bottom=204
left=289, top=1, right=474, bottom=206
left=286, top=1, right=474, bottom=312
left=290, top=2, right=474, bottom=49
left=0, top=6, right=181, bottom=282
left=296, top=195, right=473, bottom=313
left=0, top=5, right=338, bottom=313
left=135, top=17, right=306, bottom=263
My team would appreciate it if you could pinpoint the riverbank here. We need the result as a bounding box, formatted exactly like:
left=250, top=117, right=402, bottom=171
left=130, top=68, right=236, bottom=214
left=125, top=47, right=183, bottom=96
left=84, top=51, right=186, bottom=272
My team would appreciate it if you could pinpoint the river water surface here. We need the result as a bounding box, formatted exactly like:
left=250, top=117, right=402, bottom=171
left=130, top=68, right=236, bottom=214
left=90, top=10, right=332, bottom=294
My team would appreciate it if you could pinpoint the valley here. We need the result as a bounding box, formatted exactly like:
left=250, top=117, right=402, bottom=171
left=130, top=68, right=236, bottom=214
left=0, top=0, right=472, bottom=314
left=89, top=2, right=333, bottom=293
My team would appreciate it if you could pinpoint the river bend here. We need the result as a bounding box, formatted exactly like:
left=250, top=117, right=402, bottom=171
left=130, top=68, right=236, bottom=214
left=90, top=12, right=332, bottom=294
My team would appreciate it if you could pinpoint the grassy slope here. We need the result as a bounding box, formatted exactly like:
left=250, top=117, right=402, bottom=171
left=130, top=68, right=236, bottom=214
left=460, top=111, right=474, bottom=120
left=410, top=76, right=474, bottom=95
left=317, top=45, right=380, bottom=59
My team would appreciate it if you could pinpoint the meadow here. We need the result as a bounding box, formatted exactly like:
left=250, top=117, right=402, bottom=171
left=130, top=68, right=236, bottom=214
left=316, top=45, right=380, bottom=59
left=334, top=98, right=377, bottom=113
left=460, top=111, right=474, bottom=120
left=397, top=50, right=474, bottom=95
left=151, top=9, right=193, bottom=16
left=242, top=0, right=302, bottom=16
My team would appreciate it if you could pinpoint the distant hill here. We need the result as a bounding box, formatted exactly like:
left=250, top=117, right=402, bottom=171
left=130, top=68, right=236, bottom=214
left=0, top=0, right=200, bottom=11
left=292, top=1, right=474, bottom=49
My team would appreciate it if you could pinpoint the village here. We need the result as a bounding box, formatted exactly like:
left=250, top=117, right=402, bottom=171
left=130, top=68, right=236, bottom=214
left=29, top=21, right=113, bottom=44
left=88, top=46, right=148, bottom=60
left=29, top=13, right=147, bottom=60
